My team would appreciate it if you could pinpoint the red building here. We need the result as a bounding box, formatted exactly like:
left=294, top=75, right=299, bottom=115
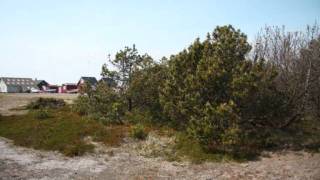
left=58, top=83, right=78, bottom=93
left=46, top=85, right=59, bottom=93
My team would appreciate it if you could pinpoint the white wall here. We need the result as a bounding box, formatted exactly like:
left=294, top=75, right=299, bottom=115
left=0, top=79, right=7, bottom=92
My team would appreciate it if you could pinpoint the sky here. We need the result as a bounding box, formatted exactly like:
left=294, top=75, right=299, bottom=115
left=0, top=0, right=319, bottom=84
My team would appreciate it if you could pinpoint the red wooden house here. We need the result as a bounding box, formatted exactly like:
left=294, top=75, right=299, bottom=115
left=58, top=83, right=78, bottom=93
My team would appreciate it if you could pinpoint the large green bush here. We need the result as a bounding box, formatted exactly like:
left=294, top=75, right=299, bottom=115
left=70, top=25, right=305, bottom=156
left=73, top=82, right=125, bottom=124
left=187, top=102, right=240, bottom=151
left=129, top=64, right=167, bottom=122
left=161, top=25, right=293, bottom=155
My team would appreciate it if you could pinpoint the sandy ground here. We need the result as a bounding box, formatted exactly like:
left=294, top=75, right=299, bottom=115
left=0, top=93, right=320, bottom=180
left=0, top=93, right=77, bottom=116
left=1, top=136, right=320, bottom=180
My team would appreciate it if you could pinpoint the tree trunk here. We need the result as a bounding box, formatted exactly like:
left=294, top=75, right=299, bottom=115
left=128, top=98, right=132, bottom=112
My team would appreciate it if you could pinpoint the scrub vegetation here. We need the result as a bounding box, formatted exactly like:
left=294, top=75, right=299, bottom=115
left=0, top=106, right=128, bottom=156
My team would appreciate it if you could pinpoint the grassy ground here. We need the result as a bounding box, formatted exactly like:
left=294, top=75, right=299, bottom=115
left=0, top=107, right=129, bottom=156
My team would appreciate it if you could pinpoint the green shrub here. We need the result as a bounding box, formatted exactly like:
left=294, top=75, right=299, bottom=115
left=28, top=98, right=65, bottom=109
left=125, top=109, right=153, bottom=124
left=72, top=95, right=90, bottom=115
left=88, top=113, right=114, bottom=126
left=129, top=64, right=167, bottom=123
left=187, top=101, right=245, bottom=153
left=131, top=124, right=148, bottom=140
left=173, top=133, right=229, bottom=163
left=86, top=102, right=125, bottom=125
left=160, top=26, right=294, bottom=156
left=106, top=102, right=125, bottom=124
left=34, top=108, right=51, bottom=119
left=73, top=83, right=125, bottom=124
left=63, top=140, right=94, bottom=156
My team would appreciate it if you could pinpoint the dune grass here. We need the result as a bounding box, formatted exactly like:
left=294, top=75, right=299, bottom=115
left=0, top=106, right=129, bottom=156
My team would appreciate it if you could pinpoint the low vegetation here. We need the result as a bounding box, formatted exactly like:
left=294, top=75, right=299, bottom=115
left=34, top=108, right=51, bottom=119
left=131, top=124, right=148, bottom=140
left=0, top=105, right=128, bottom=156
left=27, top=98, right=66, bottom=109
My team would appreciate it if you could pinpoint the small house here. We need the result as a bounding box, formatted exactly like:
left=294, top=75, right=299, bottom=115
left=77, top=76, right=98, bottom=92
left=35, top=80, right=49, bottom=91
left=45, top=85, right=59, bottom=93
left=58, top=83, right=78, bottom=93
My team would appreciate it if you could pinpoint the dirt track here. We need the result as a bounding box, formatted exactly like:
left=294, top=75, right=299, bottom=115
left=0, top=93, right=320, bottom=179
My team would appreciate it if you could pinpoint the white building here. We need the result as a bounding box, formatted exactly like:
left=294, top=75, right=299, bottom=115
left=0, top=77, right=37, bottom=93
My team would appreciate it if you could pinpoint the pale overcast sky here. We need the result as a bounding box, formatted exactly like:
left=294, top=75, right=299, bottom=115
left=0, top=0, right=319, bottom=84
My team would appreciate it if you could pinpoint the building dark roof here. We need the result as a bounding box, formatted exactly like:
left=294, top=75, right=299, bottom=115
left=36, top=80, right=44, bottom=83
left=36, top=80, right=49, bottom=86
left=1, top=77, right=37, bottom=88
left=0, top=77, right=37, bottom=92
left=78, top=77, right=98, bottom=86
left=100, top=77, right=117, bottom=87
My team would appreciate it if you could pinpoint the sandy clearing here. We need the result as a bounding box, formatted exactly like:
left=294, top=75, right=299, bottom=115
left=1, top=136, right=320, bottom=180
left=0, top=137, right=106, bottom=180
